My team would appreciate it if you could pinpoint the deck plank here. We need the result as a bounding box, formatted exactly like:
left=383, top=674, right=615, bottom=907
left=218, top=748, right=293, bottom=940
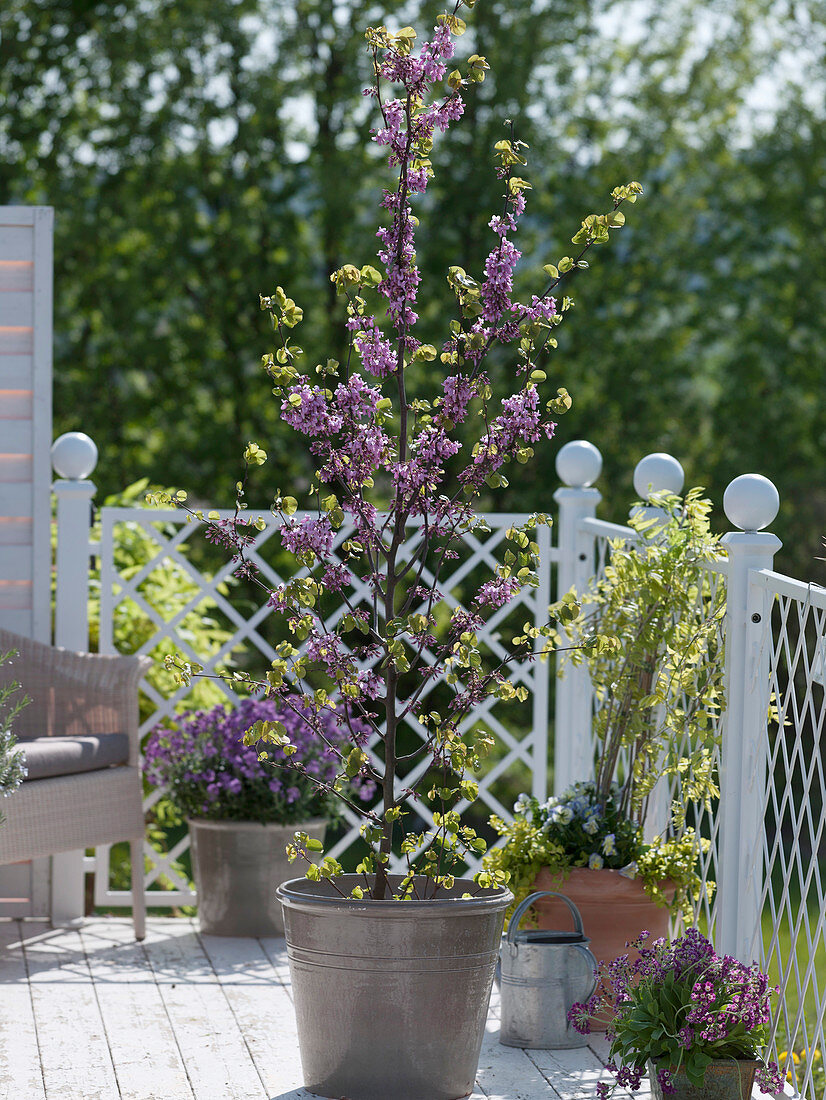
left=79, top=919, right=194, bottom=1100
left=0, top=920, right=46, bottom=1100
left=196, top=931, right=313, bottom=1099
left=259, top=934, right=293, bottom=996
left=20, top=921, right=121, bottom=1100
left=585, top=1036, right=652, bottom=1099
left=476, top=1018, right=565, bottom=1099
left=138, top=918, right=268, bottom=1100
left=530, top=1043, right=640, bottom=1100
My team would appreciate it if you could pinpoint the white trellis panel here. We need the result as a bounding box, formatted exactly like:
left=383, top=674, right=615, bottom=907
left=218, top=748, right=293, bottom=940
left=94, top=506, right=557, bottom=908
left=751, top=570, right=826, bottom=1100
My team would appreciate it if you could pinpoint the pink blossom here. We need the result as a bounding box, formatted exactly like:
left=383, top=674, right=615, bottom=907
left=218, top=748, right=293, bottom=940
left=475, top=576, right=520, bottom=609
left=355, top=317, right=397, bottom=378
left=281, top=382, right=342, bottom=436
left=334, top=374, right=382, bottom=421
left=441, top=374, right=475, bottom=423
left=322, top=563, right=352, bottom=592
left=481, top=238, right=521, bottom=324
left=280, top=515, right=335, bottom=558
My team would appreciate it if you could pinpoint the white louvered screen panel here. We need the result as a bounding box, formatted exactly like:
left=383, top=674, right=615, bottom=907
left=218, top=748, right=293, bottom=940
left=0, top=207, right=52, bottom=643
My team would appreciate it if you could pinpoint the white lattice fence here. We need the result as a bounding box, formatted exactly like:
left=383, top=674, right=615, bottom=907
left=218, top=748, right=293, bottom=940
left=568, top=495, right=826, bottom=1098
left=93, top=507, right=556, bottom=908
left=754, top=570, right=826, bottom=1100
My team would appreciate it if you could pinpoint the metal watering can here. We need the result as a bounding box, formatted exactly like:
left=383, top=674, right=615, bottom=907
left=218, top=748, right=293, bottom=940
left=498, top=890, right=597, bottom=1049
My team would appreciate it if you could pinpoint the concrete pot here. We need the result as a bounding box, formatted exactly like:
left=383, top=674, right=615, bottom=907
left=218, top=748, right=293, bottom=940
left=648, top=1060, right=760, bottom=1099
left=188, top=817, right=326, bottom=937
left=277, top=874, right=512, bottom=1100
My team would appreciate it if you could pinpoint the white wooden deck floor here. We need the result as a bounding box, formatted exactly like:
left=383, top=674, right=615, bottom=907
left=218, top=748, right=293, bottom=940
left=0, top=916, right=650, bottom=1100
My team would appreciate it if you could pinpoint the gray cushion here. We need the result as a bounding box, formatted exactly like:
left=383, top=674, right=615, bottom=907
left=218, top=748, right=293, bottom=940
left=18, top=735, right=130, bottom=781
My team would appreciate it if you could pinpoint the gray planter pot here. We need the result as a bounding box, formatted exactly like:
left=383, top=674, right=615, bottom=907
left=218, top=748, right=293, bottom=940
left=188, top=817, right=326, bottom=937
left=277, top=874, right=512, bottom=1100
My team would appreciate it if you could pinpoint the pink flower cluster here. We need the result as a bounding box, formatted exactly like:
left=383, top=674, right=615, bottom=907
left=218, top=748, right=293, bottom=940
left=377, top=23, right=455, bottom=99
left=376, top=189, right=421, bottom=331
left=316, top=424, right=393, bottom=489
left=281, top=382, right=342, bottom=436
left=474, top=576, right=520, bottom=609
left=461, top=385, right=555, bottom=489
left=354, top=316, right=397, bottom=378
left=441, top=373, right=477, bottom=424
left=280, top=514, right=335, bottom=558
left=393, top=424, right=461, bottom=508
left=481, top=237, right=521, bottom=324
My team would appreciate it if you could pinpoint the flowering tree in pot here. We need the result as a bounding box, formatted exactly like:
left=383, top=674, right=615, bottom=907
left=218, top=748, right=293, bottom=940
left=151, top=4, right=640, bottom=1096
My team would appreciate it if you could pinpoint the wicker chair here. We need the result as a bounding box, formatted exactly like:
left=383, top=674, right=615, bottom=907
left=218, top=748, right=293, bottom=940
left=0, top=627, right=151, bottom=940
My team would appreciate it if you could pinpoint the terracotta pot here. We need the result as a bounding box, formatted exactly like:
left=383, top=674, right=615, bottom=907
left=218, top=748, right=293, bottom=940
left=647, top=1059, right=759, bottom=1099
left=531, top=868, right=674, bottom=1030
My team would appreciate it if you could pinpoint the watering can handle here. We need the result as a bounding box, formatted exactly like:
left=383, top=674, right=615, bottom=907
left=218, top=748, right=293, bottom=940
left=571, top=942, right=599, bottom=1005
left=506, top=890, right=586, bottom=944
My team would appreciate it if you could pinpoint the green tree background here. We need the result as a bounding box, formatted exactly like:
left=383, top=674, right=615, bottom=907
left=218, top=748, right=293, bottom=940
left=2, top=0, right=825, bottom=577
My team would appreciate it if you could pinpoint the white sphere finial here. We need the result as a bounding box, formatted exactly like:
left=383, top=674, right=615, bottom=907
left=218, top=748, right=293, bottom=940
left=723, top=474, right=779, bottom=532
left=51, top=432, right=98, bottom=480
left=633, top=452, right=684, bottom=500
left=556, top=440, right=602, bottom=488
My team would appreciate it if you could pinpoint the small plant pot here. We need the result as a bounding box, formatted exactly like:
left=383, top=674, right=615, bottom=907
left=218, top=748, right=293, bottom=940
left=647, top=1059, right=760, bottom=1100
left=188, top=817, right=325, bottom=936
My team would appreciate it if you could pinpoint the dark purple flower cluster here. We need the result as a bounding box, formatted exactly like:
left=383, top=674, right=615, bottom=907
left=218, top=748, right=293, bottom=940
left=567, top=928, right=785, bottom=1097
left=143, top=697, right=375, bottom=824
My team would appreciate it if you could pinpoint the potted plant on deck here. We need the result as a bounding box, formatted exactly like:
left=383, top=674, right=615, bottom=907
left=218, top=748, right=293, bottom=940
left=485, top=490, right=726, bottom=985
left=143, top=696, right=375, bottom=935
left=151, top=4, right=642, bottom=1096
left=568, top=927, right=785, bottom=1099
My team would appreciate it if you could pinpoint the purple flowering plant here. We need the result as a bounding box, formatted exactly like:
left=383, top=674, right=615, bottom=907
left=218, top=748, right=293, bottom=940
left=143, top=697, right=375, bottom=825
left=150, top=2, right=641, bottom=901
left=568, top=928, right=785, bottom=1097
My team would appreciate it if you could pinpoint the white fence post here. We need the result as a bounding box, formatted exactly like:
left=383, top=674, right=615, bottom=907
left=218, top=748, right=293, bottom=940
left=717, top=474, right=781, bottom=962
left=553, top=441, right=602, bottom=796
left=50, top=431, right=98, bottom=925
